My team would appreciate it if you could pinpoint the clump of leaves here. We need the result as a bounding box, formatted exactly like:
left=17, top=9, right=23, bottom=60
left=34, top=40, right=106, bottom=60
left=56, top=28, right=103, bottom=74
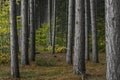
left=55, top=45, right=66, bottom=53
left=97, top=18, right=105, bottom=52
left=0, top=0, right=13, bottom=53
left=0, top=53, right=10, bottom=65
left=36, top=23, right=49, bottom=47
left=46, top=45, right=66, bottom=53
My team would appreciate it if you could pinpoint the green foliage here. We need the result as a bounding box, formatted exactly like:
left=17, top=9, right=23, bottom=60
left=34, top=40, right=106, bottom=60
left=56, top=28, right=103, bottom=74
left=56, top=17, right=67, bottom=47
left=0, top=53, right=10, bottom=65
left=36, top=24, right=49, bottom=46
left=55, top=45, right=66, bottom=53
left=89, top=18, right=105, bottom=52
left=46, top=45, right=66, bottom=53
left=0, top=0, right=10, bottom=53
left=0, top=0, right=21, bottom=53
left=0, top=0, right=10, bottom=35
left=97, top=18, right=105, bottom=52
left=17, top=16, right=22, bottom=30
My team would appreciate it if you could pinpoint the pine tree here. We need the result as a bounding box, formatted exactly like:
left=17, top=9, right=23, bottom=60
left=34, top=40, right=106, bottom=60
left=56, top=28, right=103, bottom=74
left=73, top=0, right=85, bottom=75
left=10, top=0, right=20, bottom=78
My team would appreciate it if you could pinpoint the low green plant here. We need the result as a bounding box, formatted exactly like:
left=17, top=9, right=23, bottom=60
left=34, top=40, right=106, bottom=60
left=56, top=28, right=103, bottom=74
left=0, top=1, right=11, bottom=53
left=55, top=45, right=66, bottom=53
left=46, top=45, right=66, bottom=53
left=36, top=59, right=55, bottom=67
left=36, top=24, right=49, bottom=47
left=97, top=18, right=105, bottom=52
left=0, top=53, right=10, bottom=65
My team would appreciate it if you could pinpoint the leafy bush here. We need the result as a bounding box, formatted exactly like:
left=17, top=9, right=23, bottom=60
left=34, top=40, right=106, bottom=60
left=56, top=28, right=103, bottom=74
left=0, top=1, right=21, bottom=53
left=97, top=18, right=105, bottom=52
left=35, top=22, right=67, bottom=53
left=0, top=53, right=10, bottom=64
left=46, top=45, right=66, bottom=53
left=0, top=0, right=10, bottom=53
left=55, top=45, right=66, bottom=53
left=36, top=24, right=49, bottom=47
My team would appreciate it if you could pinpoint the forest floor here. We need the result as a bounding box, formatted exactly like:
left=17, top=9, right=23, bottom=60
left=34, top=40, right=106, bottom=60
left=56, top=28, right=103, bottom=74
left=0, top=51, right=106, bottom=80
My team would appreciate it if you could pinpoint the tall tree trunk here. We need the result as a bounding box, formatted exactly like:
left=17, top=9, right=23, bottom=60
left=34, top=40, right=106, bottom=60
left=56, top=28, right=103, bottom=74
left=106, top=0, right=120, bottom=80
left=16, top=0, right=21, bottom=16
left=48, top=0, right=50, bottom=24
left=28, top=0, right=30, bottom=36
left=36, top=0, right=41, bottom=29
left=34, top=0, right=37, bottom=29
left=48, top=0, right=52, bottom=46
left=90, top=0, right=99, bottom=63
left=30, top=0, right=36, bottom=61
left=85, top=0, right=90, bottom=61
left=66, top=0, right=74, bottom=64
left=44, top=0, right=49, bottom=24
left=66, top=0, right=68, bottom=48
left=10, top=0, right=20, bottom=78
left=21, top=0, right=29, bottom=66
left=40, top=0, right=49, bottom=24
left=73, top=0, right=85, bottom=75
left=51, top=0, right=56, bottom=54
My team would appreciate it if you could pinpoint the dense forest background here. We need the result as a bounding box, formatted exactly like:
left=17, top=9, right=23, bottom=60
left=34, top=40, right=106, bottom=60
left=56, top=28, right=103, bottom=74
left=0, top=0, right=105, bottom=54
left=0, top=0, right=107, bottom=80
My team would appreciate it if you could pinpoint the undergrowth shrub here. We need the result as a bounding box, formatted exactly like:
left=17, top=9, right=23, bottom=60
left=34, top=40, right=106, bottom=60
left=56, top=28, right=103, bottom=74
left=47, top=45, right=66, bottom=53
left=36, top=59, right=55, bottom=67
left=35, top=23, right=67, bottom=53
left=36, top=24, right=49, bottom=47
left=0, top=53, right=10, bottom=65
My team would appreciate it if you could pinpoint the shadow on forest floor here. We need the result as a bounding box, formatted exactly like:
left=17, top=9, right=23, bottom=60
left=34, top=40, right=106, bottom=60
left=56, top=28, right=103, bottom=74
left=0, top=51, right=106, bottom=80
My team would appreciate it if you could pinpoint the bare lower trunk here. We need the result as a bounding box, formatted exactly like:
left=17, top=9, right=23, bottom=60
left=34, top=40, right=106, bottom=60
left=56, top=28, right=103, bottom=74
left=21, top=0, right=29, bottom=66
left=73, top=0, right=85, bottom=75
left=48, top=0, right=52, bottom=46
left=106, top=0, right=120, bottom=80
left=10, top=0, right=20, bottom=78
left=51, top=0, right=56, bottom=54
left=66, top=0, right=75, bottom=64
left=30, top=0, right=36, bottom=61
left=90, top=0, right=99, bottom=63
left=85, top=0, right=90, bottom=61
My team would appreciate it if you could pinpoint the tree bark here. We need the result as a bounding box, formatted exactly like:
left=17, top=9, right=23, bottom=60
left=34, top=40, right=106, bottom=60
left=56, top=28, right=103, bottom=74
left=51, top=0, right=56, bottom=54
left=66, top=0, right=74, bottom=64
left=21, top=0, right=29, bottom=66
left=73, top=0, right=85, bottom=75
left=44, top=0, right=49, bottom=24
left=48, top=0, right=52, bottom=46
left=40, top=0, right=49, bottom=24
left=106, top=0, right=120, bottom=80
left=85, top=0, right=90, bottom=61
left=30, top=0, right=36, bottom=61
left=90, top=0, right=99, bottom=63
left=10, top=0, right=20, bottom=78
